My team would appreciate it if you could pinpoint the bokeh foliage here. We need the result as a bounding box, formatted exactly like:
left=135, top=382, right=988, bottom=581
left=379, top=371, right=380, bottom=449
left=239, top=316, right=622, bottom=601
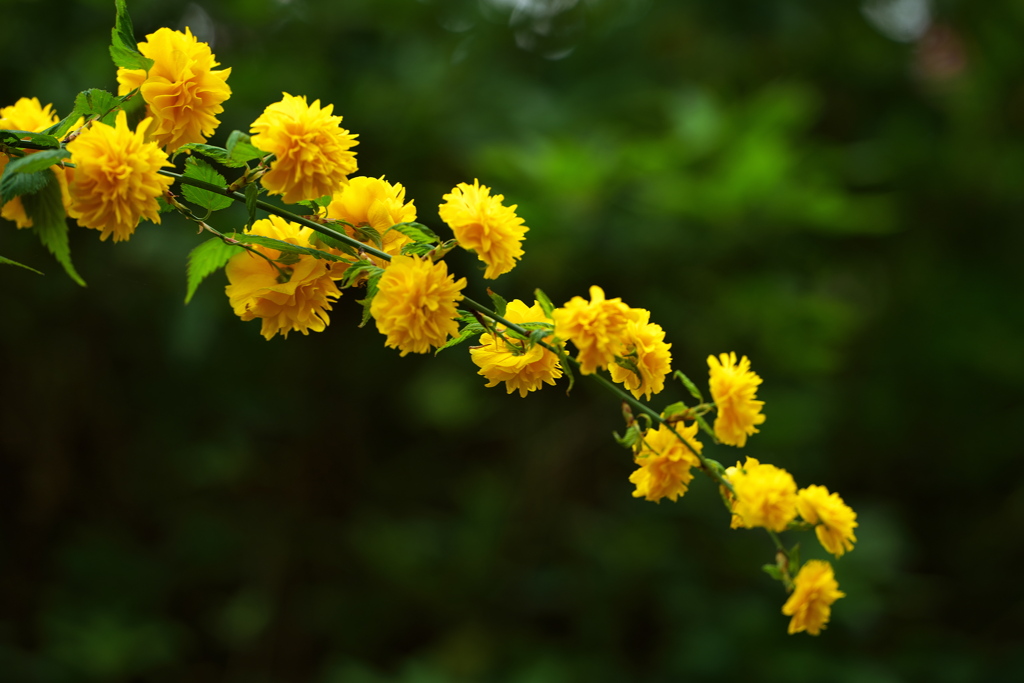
left=2, top=0, right=1024, bottom=680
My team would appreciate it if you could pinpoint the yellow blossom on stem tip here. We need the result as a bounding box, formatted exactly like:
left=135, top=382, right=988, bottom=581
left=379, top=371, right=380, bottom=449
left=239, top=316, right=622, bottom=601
left=0, top=97, right=66, bottom=228
left=725, top=457, right=798, bottom=532
left=629, top=422, right=703, bottom=503
left=708, top=352, right=766, bottom=447
left=608, top=308, right=673, bottom=400
left=116, top=27, right=231, bottom=152
left=551, top=286, right=632, bottom=375
left=225, top=215, right=344, bottom=340
left=66, top=111, right=173, bottom=242
left=326, top=176, right=416, bottom=261
left=438, top=179, right=528, bottom=279
left=370, top=255, right=466, bottom=356
left=797, top=485, right=858, bottom=558
left=782, top=560, right=845, bottom=635
left=250, top=93, right=358, bottom=204
left=470, top=299, right=562, bottom=397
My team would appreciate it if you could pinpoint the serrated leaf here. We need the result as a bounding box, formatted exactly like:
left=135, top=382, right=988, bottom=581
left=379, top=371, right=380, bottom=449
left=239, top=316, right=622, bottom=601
left=427, top=238, right=458, bottom=262
left=0, top=168, right=53, bottom=203
left=355, top=269, right=384, bottom=327
left=2, top=149, right=69, bottom=176
left=762, top=564, right=784, bottom=581
left=388, top=221, right=439, bottom=244
left=181, top=157, right=233, bottom=212
left=0, top=255, right=44, bottom=275
left=0, top=130, right=61, bottom=150
left=175, top=143, right=251, bottom=168
left=435, top=320, right=486, bottom=353
left=22, top=174, right=85, bottom=286
left=228, top=232, right=350, bottom=263
left=400, top=242, right=435, bottom=257
left=674, top=371, right=705, bottom=403
left=73, top=89, right=121, bottom=126
left=225, top=130, right=265, bottom=164
left=662, top=401, right=688, bottom=419
left=110, top=0, right=154, bottom=70
left=613, top=424, right=642, bottom=448
left=352, top=225, right=383, bottom=249
left=487, top=288, right=508, bottom=317
left=310, top=232, right=358, bottom=257
left=338, top=260, right=383, bottom=289
left=534, top=288, right=555, bottom=318
left=185, top=237, right=244, bottom=303
left=300, top=194, right=332, bottom=212
left=244, top=182, right=261, bottom=231
left=553, top=341, right=575, bottom=394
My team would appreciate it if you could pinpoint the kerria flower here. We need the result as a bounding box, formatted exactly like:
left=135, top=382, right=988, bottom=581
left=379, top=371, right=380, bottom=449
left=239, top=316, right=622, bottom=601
left=326, top=176, right=416, bottom=261
left=629, top=421, right=703, bottom=503
left=782, top=560, right=845, bottom=636
left=724, top=456, right=798, bottom=532
left=370, top=254, right=466, bottom=356
left=438, top=179, right=528, bottom=279
left=0, top=97, right=69, bottom=228
left=797, top=485, right=858, bottom=558
left=708, top=351, right=766, bottom=447
left=470, top=299, right=562, bottom=397
left=250, top=93, right=358, bottom=204
left=551, top=285, right=632, bottom=375
left=225, top=215, right=345, bottom=340
left=608, top=308, right=673, bottom=400
left=117, top=27, right=231, bottom=152
left=66, top=111, right=173, bottom=242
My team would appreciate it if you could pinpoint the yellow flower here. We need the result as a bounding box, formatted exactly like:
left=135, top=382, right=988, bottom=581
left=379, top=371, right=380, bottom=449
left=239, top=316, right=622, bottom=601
left=797, top=485, right=858, bottom=558
left=326, top=176, right=416, bottom=260
left=66, top=111, right=173, bottom=242
left=781, top=560, right=845, bottom=635
left=470, top=299, right=562, bottom=397
left=551, top=286, right=632, bottom=375
left=725, top=457, right=798, bottom=532
left=1, top=97, right=63, bottom=228
left=250, top=93, right=358, bottom=204
left=225, top=215, right=344, bottom=340
left=629, top=421, right=703, bottom=503
left=370, top=255, right=466, bottom=356
left=608, top=308, right=673, bottom=400
left=116, top=27, right=231, bottom=152
left=708, top=352, right=766, bottom=447
left=438, top=179, right=528, bottom=279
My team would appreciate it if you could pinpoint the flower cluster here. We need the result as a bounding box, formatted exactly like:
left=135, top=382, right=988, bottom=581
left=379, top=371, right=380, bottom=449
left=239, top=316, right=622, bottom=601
left=469, top=299, right=562, bottom=397
left=782, top=560, right=846, bottom=635
left=0, top=97, right=72, bottom=228
left=629, top=421, right=702, bottom=502
left=326, top=176, right=416, bottom=262
left=708, top=352, right=766, bottom=447
left=439, top=179, right=528, bottom=279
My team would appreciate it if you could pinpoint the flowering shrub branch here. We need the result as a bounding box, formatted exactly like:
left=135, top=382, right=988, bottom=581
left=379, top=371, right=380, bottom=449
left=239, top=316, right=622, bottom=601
left=0, top=0, right=858, bottom=637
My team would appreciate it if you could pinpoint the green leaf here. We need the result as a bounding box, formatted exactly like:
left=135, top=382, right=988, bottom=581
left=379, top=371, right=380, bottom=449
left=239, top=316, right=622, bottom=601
left=0, top=254, right=44, bottom=275
left=534, top=288, right=555, bottom=318
left=22, top=174, right=85, bottom=286
left=553, top=341, right=575, bottom=394
left=674, top=371, right=705, bottom=403
left=110, top=0, right=154, bottom=70
left=0, top=130, right=61, bottom=150
left=352, top=225, right=383, bottom=249
left=762, top=564, right=784, bottom=581
left=310, top=232, right=358, bottom=258
left=299, top=194, right=332, bottom=213
left=355, top=269, right=385, bottom=327
left=244, top=182, right=261, bottom=231
left=388, top=221, right=439, bottom=244
left=788, top=544, right=801, bottom=575
left=181, top=157, right=233, bottom=212
left=400, top=242, right=434, bottom=257
left=487, top=288, right=508, bottom=317
left=185, top=237, right=244, bottom=304
left=225, top=131, right=265, bottom=164
left=427, top=238, right=458, bottom=262
left=228, top=233, right=350, bottom=263
left=75, top=88, right=122, bottom=126
left=0, top=169, right=53, bottom=203
left=176, top=143, right=251, bottom=169
left=338, top=260, right=383, bottom=289
left=662, top=401, right=689, bottom=419
left=613, top=424, right=642, bottom=448
left=2, top=149, right=68, bottom=176
left=435, top=320, right=486, bottom=353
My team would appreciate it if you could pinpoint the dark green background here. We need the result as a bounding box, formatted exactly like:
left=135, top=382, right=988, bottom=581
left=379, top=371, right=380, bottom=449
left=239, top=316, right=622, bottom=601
left=2, top=0, right=1023, bottom=680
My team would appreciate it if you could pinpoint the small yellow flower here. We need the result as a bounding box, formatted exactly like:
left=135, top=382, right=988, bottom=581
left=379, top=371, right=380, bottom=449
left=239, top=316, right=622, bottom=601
left=225, top=215, right=344, bottom=340
left=797, top=485, right=858, bottom=558
left=66, top=111, right=173, bottom=242
left=551, top=286, right=632, bottom=375
left=708, top=352, right=766, bottom=447
left=438, top=179, right=528, bottom=279
left=470, top=299, right=562, bottom=397
left=250, top=93, right=358, bottom=204
left=629, top=421, right=703, bottom=503
left=370, top=255, right=466, bottom=356
left=725, top=456, right=797, bottom=532
left=116, top=27, right=232, bottom=152
left=326, top=176, right=416, bottom=260
left=782, top=560, right=845, bottom=635
left=1, top=97, right=63, bottom=228
left=608, top=308, right=673, bottom=400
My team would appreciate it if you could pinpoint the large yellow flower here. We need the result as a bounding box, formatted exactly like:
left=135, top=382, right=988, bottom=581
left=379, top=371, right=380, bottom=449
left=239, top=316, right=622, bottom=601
left=225, top=215, right=344, bottom=340
left=250, top=93, right=358, bottom=204
left=0, top=97, right=66, bottom=228
left=551, top=286, right=632, bottom=375
left=326, top=176, right=416, bottom=260
left=116, top=27, right=231, bottom=152
left=629, top=421, right=703, bottom=503
left=438, top=179, right=528, bottom=279
left=470, top=299, right=562, bottom=397
left=608, top=308, right=673, bottom=400
left=797, top=485, right=858, bottom=558
left=781, top=560, right=845, bottom=635
left=66, top=111, right=173, bottom=242
left=725, top=456, right=798, bottom=532
left=370, top=255, right=466, bottom=356
left=708, top=352, right=766, bottom=447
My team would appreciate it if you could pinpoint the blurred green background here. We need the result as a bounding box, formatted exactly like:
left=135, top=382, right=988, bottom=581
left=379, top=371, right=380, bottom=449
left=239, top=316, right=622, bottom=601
left=3, top=0, right=1024, bottom=680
